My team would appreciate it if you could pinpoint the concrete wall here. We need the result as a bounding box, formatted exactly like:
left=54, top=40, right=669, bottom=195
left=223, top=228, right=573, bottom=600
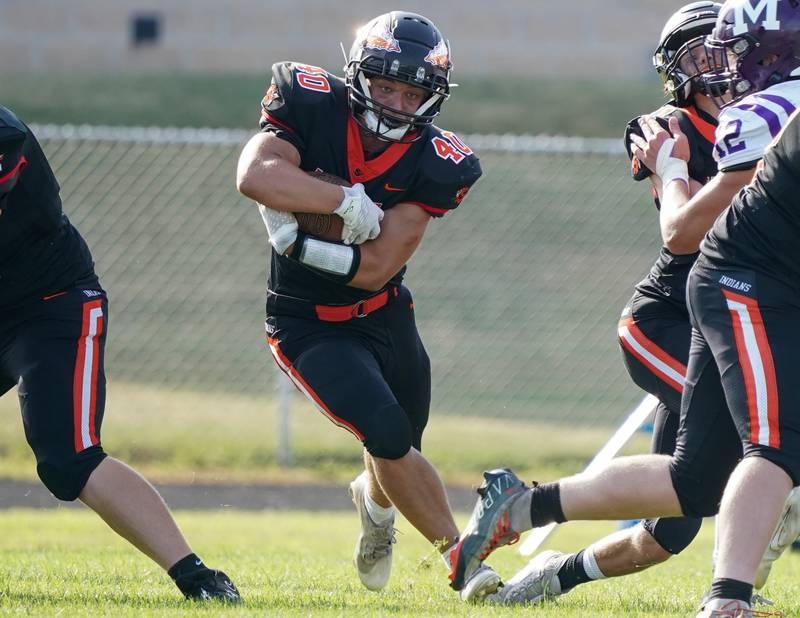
left=0, top=0, right=681, bottom=78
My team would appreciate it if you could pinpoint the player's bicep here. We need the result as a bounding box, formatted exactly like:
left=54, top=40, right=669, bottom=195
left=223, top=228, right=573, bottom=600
left=370, top=202, right=430, bottom=257
left=237, top=131, right=301, bottom=193
left=688, top=167, right=756, bottom=216
left=350, top=203, right=430, bottom=290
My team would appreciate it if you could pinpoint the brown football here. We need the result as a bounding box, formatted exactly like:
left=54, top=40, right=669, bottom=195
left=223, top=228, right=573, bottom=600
left=295, top=170, right=349, bottom=242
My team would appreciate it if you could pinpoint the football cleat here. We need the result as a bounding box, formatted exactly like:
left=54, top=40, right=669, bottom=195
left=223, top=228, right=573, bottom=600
left=458, top=563, right=502, bottom=603
left=349, top=472, right=396, bottom=591
left=695, top=597, right=782, bottom=617
left=174, top=569, right=240, bottom=603
left=448, top=468, right=527, bottom=591
left=488, top=550, right=570, bottom=605
left=754, top=487, right=800, bottom=589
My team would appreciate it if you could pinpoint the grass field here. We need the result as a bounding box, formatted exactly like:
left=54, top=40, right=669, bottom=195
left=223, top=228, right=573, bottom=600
left=2, top=72, right=664, bottom=136
left=0, top=382, right=651, bottom=486
left=1, top=509, right=798, bottom=616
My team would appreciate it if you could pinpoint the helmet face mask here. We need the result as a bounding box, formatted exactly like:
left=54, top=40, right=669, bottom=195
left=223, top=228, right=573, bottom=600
left=653, top=2, right=723, bottom=104
left=345, top=12, right=451, bottom=143
left=702, top=0, right=800, bottom=109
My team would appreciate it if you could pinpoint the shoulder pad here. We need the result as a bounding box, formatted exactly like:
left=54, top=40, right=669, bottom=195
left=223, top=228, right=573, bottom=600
left=262, top=62, right=343, bottom=116
left=714, top=96, right=785, bottom=171
left=406, top=128, right=481, bottom=216
left=714, top=82, right=800, bottom=170
left=650, top=103, right=680, bottom=120
left=422, top=128, right=481, bottom=183
left=0, top=106, right=27, bottom=138
left=259, top=62, right=346, bottom=153
left=623, top=110, right=669, bottom=181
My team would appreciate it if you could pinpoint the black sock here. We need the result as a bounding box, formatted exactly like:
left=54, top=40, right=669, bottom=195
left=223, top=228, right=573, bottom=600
left=168, top=553, right=210, bottom=581
left=556, top=550, right=592, bottom=592
left=707, top=578, right=752, bottom=604
left=529, top=482, right=566, bottom=527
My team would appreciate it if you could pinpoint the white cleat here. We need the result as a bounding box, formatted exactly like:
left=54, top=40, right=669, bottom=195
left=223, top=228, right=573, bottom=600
left=696, top=597, right=781, bottom=617
left=349, top=472, right=395, bottom=591
left=754, top=486, right=800, bottom=589
left=459, top=564, right=502, bottom=603
left=487, top=550, right=569, bottom=605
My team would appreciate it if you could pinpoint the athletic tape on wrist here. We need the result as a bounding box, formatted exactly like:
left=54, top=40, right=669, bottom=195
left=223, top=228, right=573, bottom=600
left=655, top=138, right=689, bottom=188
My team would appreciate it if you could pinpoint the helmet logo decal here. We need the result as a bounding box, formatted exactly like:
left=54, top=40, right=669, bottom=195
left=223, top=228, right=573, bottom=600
left=733, top=0, right=780, bottom=35
left=424, top=39, right=450, bottom=69
left=364, top=20, right=401, bottom=53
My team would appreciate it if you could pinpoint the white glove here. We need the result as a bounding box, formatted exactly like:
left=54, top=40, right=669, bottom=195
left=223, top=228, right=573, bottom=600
left=258, top=204, right=298, bottom=255
left=334, top=183, right=384, bottom=245
left=655, top=138, right=689, bottom=188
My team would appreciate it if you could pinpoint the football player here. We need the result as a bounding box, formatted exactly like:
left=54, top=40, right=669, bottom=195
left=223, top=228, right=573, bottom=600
left=678, top=102, right=800, bottom=618
left=236, top=11, right=499, bottom=601
left=447, top=1, right=800, bottom=613
left=481, top=2, right=723, bottom=604
left=0, top=106, right=239, bottom=601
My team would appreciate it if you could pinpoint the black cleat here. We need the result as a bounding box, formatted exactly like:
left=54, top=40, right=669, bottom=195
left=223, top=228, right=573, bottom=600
left=175, top=569, right=241, bottom=603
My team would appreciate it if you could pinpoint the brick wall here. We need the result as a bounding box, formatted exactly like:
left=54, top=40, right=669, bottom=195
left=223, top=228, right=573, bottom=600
left=0, top=0, right=677, bottom=78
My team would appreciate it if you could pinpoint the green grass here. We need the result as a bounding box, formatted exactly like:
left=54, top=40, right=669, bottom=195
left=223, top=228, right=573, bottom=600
left=1, top=72, right=665, bottom=136
left=0, top=382, right=651, bottom=486
left=1, top=509, right=798, bottom=616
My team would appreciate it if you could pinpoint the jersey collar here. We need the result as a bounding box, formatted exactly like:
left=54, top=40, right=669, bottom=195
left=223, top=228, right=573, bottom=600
left=347, top=115, right=413, bottom=183
left=684, top=105, right=718, bottom=144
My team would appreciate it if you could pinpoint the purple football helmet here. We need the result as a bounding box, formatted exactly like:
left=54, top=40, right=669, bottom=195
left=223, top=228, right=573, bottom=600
left=653, top=2, right=723, bottom=104
left=703, top=0, right=800, bottom=108
left=345, top=11, right=451, bottom=143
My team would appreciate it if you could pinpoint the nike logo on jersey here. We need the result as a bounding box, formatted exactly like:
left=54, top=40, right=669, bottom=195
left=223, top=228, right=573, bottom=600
left=384, top=183, right=405, bottom=192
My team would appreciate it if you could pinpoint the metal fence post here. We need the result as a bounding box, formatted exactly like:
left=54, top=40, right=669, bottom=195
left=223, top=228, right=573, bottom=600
left=277, top=371, right=294, bottom=467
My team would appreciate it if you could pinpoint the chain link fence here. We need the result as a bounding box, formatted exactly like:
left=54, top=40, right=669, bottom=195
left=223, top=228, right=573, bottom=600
left=37, top=125, right=660, bottom=427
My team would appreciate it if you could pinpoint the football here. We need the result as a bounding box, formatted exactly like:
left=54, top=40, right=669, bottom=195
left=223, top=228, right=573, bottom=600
left=295, top=170, right=350, bottom=242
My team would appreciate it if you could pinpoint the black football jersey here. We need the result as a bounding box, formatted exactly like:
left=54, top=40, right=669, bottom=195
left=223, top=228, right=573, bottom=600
left=0, top=106, right=96, bottom=310
left=701, top=109, right=800, bottom=286
left=623, top=104, right=718, bottom=312
left=259, top=61, right=482, bottom=305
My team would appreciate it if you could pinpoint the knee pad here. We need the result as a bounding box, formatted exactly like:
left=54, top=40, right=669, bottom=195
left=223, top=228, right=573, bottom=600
left=363, top=404, right=412, bottom=460
left=37, top=448, right=107, bottom=501
left=669, top=458, right=727, bottom=518
left=642, top=515, right=702, bottom=555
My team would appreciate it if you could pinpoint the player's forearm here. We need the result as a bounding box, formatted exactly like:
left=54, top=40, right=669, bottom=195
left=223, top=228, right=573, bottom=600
left=659, top=176, right=741, bottom=254
left=348, top=233, right=421, bottom=292
left=237, top=157, right=343, bottom=214
left=348, top=206, right=428, bottom=291
left=658, top=179, right=698, bottom=253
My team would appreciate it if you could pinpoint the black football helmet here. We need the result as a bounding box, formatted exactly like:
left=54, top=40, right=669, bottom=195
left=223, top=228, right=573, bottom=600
left=345, top=11, right=451, bottom=142
left=653, top=2, right=722, bottom=104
